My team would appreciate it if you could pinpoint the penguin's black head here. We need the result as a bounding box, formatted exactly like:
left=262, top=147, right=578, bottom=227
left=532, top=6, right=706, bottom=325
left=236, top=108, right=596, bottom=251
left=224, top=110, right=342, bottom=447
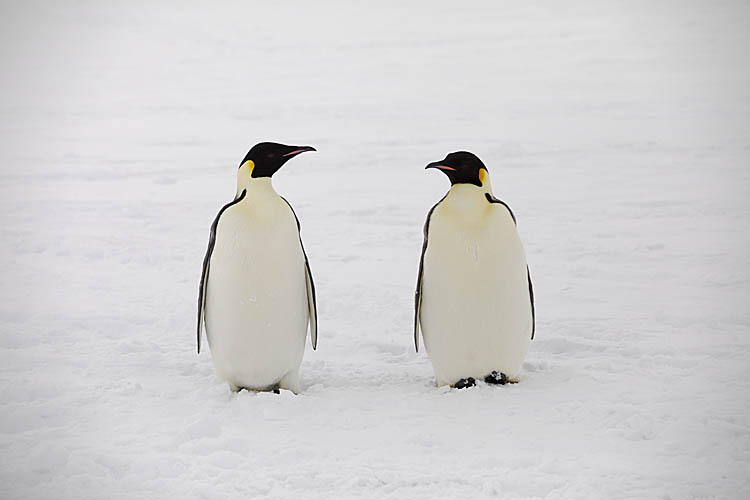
left=239, top=142, right=316, bottom=178
left=425, top=151, right=488, bottom=187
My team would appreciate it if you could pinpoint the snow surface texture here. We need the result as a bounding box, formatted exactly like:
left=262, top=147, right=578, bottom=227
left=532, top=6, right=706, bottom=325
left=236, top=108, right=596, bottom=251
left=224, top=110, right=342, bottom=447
left=1, top=1, right=749, bottom=499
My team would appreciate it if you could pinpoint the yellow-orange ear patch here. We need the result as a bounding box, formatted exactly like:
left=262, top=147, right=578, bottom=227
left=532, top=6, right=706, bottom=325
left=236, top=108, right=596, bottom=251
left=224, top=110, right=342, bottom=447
left=242, top=160, right=255, bottom=176
left=478, top=168, right=487, bottom=186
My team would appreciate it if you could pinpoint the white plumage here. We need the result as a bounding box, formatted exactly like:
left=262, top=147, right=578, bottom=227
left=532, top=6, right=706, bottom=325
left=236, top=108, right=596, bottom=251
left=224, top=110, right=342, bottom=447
left=417, top=177, right=532, bottom=387
left=200, top=162, right=315, bottom=393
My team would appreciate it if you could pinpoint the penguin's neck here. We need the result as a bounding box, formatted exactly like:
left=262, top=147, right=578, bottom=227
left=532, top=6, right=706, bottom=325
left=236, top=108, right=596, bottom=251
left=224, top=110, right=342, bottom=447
left=446, top=182, right=494, bottom=210
left=236, top=176, right=277, bottom=199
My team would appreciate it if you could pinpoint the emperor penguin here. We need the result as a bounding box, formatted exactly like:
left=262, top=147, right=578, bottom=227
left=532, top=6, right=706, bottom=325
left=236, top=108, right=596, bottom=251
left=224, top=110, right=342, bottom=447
left=197, top=142, right=318, bottom=394
left=414, top=151, right=535, bottom=389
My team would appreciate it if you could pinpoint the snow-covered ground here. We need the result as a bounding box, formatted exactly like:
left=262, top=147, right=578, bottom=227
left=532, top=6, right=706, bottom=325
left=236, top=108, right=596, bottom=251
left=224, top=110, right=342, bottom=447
left=1, top=1, right=749, bottom=498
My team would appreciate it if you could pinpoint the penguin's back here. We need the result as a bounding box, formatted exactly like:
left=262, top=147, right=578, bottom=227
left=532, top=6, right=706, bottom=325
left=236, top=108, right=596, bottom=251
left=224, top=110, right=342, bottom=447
left=420, top=189, right=531, bottom=385
left=205, top=195, right=308, bottom=390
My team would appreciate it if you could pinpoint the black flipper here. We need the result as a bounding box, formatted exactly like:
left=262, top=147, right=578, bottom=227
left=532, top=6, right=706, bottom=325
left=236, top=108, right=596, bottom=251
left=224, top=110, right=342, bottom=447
left=279, top=197, right=318, bottom=350
left=414, top=193, right=448, bottom=352
left=196, top=189, right=247, bottom=354
left=485, top=193, right=535, bottom=340
left=527, top=265, right=536, bottom=340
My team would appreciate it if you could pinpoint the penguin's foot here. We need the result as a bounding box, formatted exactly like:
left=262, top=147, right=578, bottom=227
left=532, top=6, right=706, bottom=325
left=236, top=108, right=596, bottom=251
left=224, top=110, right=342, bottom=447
left=453, top=377, right=476, bottom=389
left=484, top=371, right=508, bottom=385
left=484, top=371, right=519, bottom=385
left=228, top=382, right=281, bottom=394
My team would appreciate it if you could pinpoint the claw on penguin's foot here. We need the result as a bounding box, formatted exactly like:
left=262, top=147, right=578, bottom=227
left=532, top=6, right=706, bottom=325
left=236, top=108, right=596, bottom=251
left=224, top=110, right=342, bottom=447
left=484, top=371, right=508, bottom=385
left=453, top=377, right=476, bottom=389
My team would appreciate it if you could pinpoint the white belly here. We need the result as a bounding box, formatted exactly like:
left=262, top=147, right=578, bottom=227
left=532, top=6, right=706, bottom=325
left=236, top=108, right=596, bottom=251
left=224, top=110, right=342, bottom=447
left=420, top=196, right=532, bottom=386
left=205, top=198, right=308, bottom=390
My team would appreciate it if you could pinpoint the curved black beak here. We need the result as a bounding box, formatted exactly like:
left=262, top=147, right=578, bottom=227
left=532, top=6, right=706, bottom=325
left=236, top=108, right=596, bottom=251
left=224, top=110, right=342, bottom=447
left=282, top=145, right=317, bottom=158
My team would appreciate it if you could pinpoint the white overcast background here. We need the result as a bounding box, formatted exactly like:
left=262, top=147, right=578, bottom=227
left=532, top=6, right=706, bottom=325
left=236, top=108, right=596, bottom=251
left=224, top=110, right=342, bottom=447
left=1, top=1, right=748, bottom=499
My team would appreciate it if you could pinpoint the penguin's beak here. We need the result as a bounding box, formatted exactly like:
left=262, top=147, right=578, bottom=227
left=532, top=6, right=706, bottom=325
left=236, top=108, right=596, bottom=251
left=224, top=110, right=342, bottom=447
left=282, top=146, right=317, bottom=158
left=425, top=161, right=456, bottom=172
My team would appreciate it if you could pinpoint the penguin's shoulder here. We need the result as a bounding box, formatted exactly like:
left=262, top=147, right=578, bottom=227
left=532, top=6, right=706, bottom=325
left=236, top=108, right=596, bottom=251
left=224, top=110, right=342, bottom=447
left=423, top=192, right=450, bottom=233
left=213, top=190, right=248, bottom=230
left=430, top=188, right=492, bottom=228
left=213, top=192, right=252, bottom=231
left=276, top=195, right=303, bottom=229
left=484, top=193, right=517, bottom=225
left=218, top=190, right=296, bottom=230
